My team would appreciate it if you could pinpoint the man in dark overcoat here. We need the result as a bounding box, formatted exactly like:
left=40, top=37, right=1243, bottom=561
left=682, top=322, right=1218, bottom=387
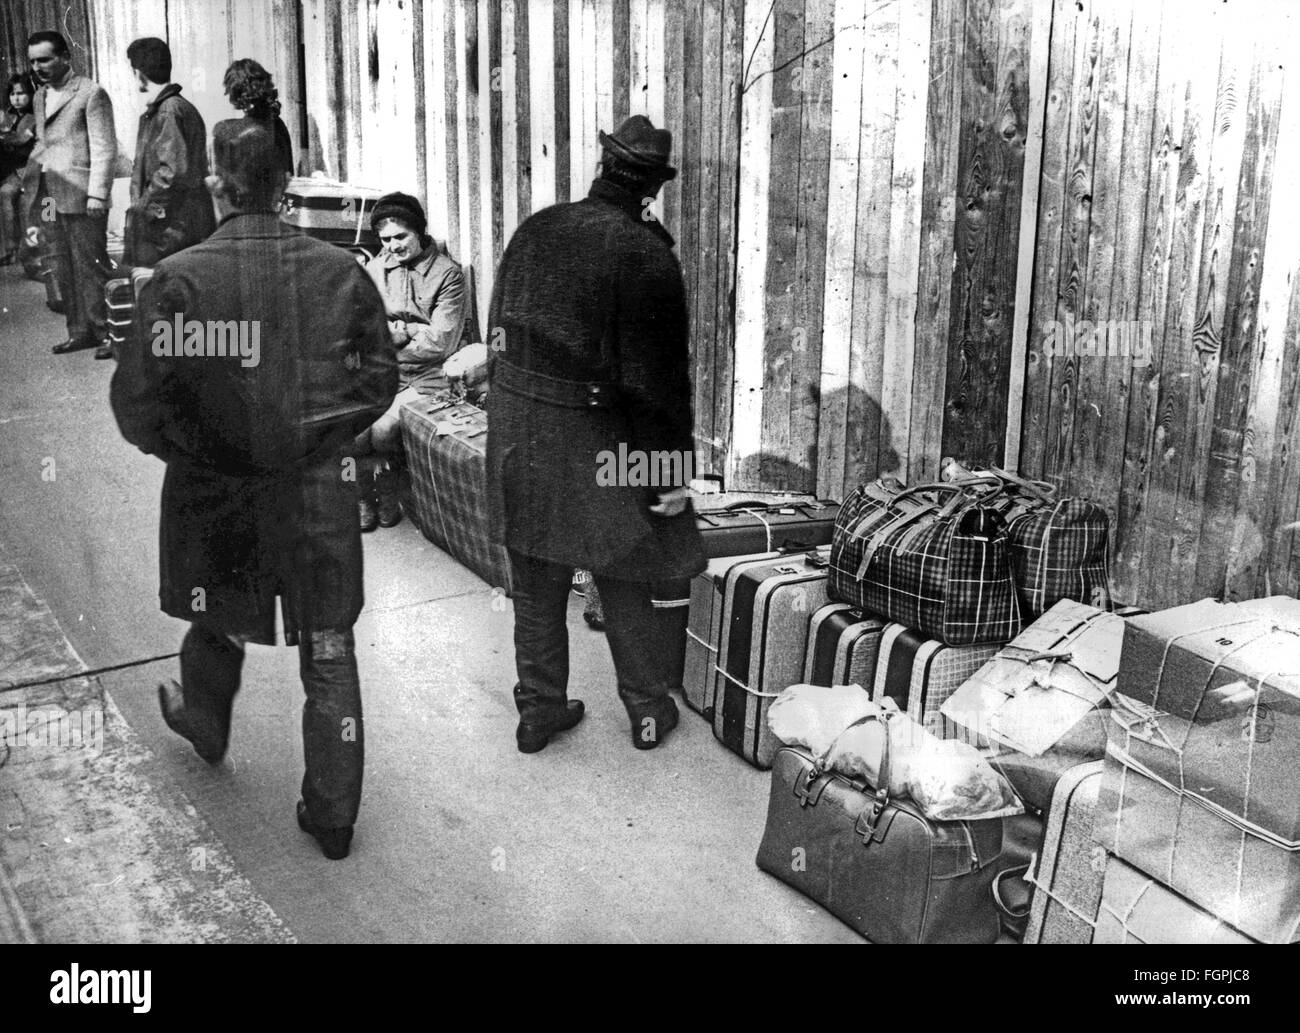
left=486, top=115, right=705, bottom=754
left=109, top=120, right=397, bottom=859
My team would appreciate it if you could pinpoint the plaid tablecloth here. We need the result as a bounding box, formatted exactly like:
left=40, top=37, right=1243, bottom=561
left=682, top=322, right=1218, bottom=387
left=399, top=397, right=513, bottom=594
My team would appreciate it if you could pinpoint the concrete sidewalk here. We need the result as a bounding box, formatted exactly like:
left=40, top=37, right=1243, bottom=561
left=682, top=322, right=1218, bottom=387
left=0, top=261, right=858, bottom=943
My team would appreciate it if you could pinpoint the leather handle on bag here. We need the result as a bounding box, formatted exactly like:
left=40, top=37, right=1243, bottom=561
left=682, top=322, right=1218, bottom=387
left=812, top=712, right=892, bottom=838
left=989, top=466, right=1056, bottom=501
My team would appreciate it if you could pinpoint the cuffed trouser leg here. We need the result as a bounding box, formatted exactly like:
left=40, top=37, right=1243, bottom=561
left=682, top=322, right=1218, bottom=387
left=179, top=623, right=246, bottom=756
left=46, top=209, right=111, bottom=342
left=508, top=549, right=573, bottom=720
left=591, top=574, right=673, bottom=714
left=298, top=628, right=363, bottom=830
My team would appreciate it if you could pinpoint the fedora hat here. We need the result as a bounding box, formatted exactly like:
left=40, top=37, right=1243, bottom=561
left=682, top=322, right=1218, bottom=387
left=598, top=115, right=677, bottom=179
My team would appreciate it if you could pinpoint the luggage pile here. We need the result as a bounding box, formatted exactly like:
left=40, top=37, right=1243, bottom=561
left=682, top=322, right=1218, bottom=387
left=682, top=464, right=1300, bottom=944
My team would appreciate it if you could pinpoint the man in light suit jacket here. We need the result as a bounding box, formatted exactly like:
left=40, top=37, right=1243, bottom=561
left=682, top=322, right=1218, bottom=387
left=23, top=30, right=118, bottom=354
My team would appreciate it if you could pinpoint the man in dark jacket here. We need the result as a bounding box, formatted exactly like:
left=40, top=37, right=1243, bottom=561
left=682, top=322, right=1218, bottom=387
left=486, top=115, right=705, bottom=754
left=109, top=120, right=397, bottom=859
left=101, top=37, right=217, bottom=360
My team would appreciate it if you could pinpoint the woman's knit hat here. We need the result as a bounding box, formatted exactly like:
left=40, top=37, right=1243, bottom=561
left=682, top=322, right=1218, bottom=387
left=370, top=191, right=427, bottom=235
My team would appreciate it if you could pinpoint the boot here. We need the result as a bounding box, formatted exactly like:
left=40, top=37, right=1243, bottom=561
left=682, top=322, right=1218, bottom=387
left=358, top=474, right=379, bottom=532
left=516, top=700, right=586, bottom=754
left=375, top=464, right=402, bottom=527
left=628, top=695, right=680, bottom=751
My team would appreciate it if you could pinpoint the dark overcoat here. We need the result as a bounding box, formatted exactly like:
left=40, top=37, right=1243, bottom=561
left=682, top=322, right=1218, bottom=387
left=110, top=213, right=397, bottom=643
left=485, top=178, right=705, bottom=581
left=125, top=83, right=217, bottom=266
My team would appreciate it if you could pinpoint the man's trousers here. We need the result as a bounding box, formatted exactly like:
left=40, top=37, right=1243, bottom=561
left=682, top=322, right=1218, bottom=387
left=178, top=622, right=364, bottom=829
left=42, top=193, right=113, bottom=344
left=508, top=549, right=674, bottom=721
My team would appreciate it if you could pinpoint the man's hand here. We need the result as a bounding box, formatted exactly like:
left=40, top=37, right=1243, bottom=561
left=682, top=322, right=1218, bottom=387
left=649, top=486, right=689, bottom=517
left=86, top=197, right=108, bottom=216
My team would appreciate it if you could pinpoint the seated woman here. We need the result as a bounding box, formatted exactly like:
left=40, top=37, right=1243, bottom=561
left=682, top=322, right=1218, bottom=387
left=0, top=73, right=37, bottom=271
left=355, top=191, right=468, bottom=531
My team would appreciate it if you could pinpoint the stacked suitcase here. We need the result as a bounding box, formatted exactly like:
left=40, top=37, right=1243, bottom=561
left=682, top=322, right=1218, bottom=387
left=280, top=176, right=385, bottom=260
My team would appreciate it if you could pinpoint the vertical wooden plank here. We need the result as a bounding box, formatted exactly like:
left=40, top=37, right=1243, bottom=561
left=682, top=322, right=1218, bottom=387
left=376, top=0, right=419, bottom=191
left=586, top=0, right=604, bottom=182
left=567, top=0, right=586, bottom=200
left=713, top=0, right=744, bottom=479
left=1018, top=0, right=1077, bottom=480
left=501, top=0, right=520, bottom=238
left=787, top=0, right=834, bottom=492
left=615, top=0, right=633, bottom=124
left=845, top=1, right=899, bottom=495
left=1239, top=19, right=1300, bottom=599
left=477, top=0, right=501, bottom=320
left=1136, top=0, right=1223, bottom=606
left=695, top=0, right=724, bottom=472
left=643, top=0, right=666, bottom=222
left=910, top=0, right=968, bottom=486
left=549, top=0, right=569, bottom=204
left=682, top=0, right=709, bottom=472
left=661, top=0, right=686, bottom=237
left=443, top=0, right=463, bottom=260
left=454, top=0, right=479, bottom=298
left=1193, top=38, right=1284, bottom=598
left=528, top=0, right=557, bottom=213
left=301, top=0, right=342, bottom=177
left=880, top=0, right=931, bottom=481
left=1166, top=8, right=1251, bottom=602
left=816, top=0, right=867, bottom=498
left=413, top=0, right=429, bottom=196
left=940, top=0, right=1030, bottom=468
left=512, top=0, right=531, bottom=222
left=1065, top=5, right=1132, bottom=514
left=757, top=0, right=805, bottom=489
left=424, top=0, right=452, bottom=240
left=730, top=0, right=775, bottom=487
left=1002, top=0, right=1051, bottom=470
left=1112, top=0, right=1183, bottom=601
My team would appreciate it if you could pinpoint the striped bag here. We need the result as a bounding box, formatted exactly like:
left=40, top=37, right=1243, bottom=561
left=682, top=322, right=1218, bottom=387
left=828, top=478, right=1022, bottom=646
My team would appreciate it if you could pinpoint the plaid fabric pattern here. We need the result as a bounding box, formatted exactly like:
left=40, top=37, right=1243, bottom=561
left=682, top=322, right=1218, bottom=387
left=829, top=479, right=1022, bottom=645
left=400, top=397, right=514, bottom=593
left=994, top=496, right=1112, bottom=620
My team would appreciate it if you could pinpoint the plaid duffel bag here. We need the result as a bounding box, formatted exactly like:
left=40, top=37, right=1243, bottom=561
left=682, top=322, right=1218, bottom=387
left=979, top=469, right=1112, bottom=620
left=828, top=478, right=1022, bottom=646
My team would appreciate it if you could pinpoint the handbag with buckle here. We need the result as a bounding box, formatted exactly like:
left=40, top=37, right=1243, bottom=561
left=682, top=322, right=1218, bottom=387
left=755, top=711, right=1027, bottom=943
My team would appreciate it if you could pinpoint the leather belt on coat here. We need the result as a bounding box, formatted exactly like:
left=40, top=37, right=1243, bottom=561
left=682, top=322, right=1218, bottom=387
left=492, top=357, right=618, bottom=409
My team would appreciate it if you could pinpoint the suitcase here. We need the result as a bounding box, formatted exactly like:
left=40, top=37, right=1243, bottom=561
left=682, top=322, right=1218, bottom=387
left=871, top=624, right=1002, bottom=740
left=399, top=396, right=514, bottom=593
left=1022, top=761, right=1106, bottom=943
left=280, top=176, right=384, bottom=257
left=711, top=549, right=830, bottom=768
left=802, top=602, right=886, bottom=688
left=1092, top=854, right=1257, bottom=944
left=756, top=730, right=1025, bottom=943
left=694, top=496, right=840, bottom=558
left=682, top=552, right=781, bottom=715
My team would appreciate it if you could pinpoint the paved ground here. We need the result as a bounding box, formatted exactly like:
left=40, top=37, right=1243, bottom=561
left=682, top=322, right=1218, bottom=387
left=0, top=261, right=859, bottom=943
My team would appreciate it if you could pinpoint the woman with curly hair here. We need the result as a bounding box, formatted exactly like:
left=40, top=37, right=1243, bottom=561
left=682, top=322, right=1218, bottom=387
left=222, top=58, right=294, bottom=177
left=0, top=72, right=37, bottom=267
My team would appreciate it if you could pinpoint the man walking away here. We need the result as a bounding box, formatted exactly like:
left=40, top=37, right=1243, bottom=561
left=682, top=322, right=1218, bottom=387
left=486, top=115, right=705, bottom=754
left=109, top=121, right=397, bottom=859
left=23, top=31, right=117, bottom=355
left=101, top=37, right=216, bottom=360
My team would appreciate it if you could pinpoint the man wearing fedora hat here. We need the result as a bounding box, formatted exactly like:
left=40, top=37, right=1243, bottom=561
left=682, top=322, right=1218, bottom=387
left=486, top=115, right=705, bottom=754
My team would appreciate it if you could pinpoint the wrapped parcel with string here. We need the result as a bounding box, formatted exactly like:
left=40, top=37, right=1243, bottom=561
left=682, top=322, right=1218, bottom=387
left=1097, top=596, right=1300, bottom=943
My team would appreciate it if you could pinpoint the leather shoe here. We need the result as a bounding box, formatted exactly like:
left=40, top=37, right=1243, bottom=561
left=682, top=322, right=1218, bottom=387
left=630, top=695, right=680, bottom=751
left=93, top=344, right=114, bottom=360
left=157, top=679, right=225, bottom=763
left=296, top=800, right=354, bottom=860
left=516, top=700, right=585, bottom=754
left=358, top=491, right=379, bottom=533
left=52, top=337, right=95, bottom=354
left=375, top=467, right=402, bottom=527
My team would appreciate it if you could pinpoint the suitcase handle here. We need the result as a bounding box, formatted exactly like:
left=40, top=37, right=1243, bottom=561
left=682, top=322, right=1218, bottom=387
left=813, top=712, right=893, bottom=837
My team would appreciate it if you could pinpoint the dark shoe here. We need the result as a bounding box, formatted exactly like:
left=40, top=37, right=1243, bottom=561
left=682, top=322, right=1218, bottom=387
left=51, top=337, right=95, bottom=354
left=630, top=696, right=680, bottom=751
left=22, top=262, right=42, bottom=282
left=157, top=679, right=225, bottom=764
left=358, top=490, right=379, bottom=533
left=516, top=700, right=585, bottom=754
left=93, top=344, right=114, bottom=360
left=375, top=467, right=402, bottom=527
left=296, top=799, right=354, bottom=860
